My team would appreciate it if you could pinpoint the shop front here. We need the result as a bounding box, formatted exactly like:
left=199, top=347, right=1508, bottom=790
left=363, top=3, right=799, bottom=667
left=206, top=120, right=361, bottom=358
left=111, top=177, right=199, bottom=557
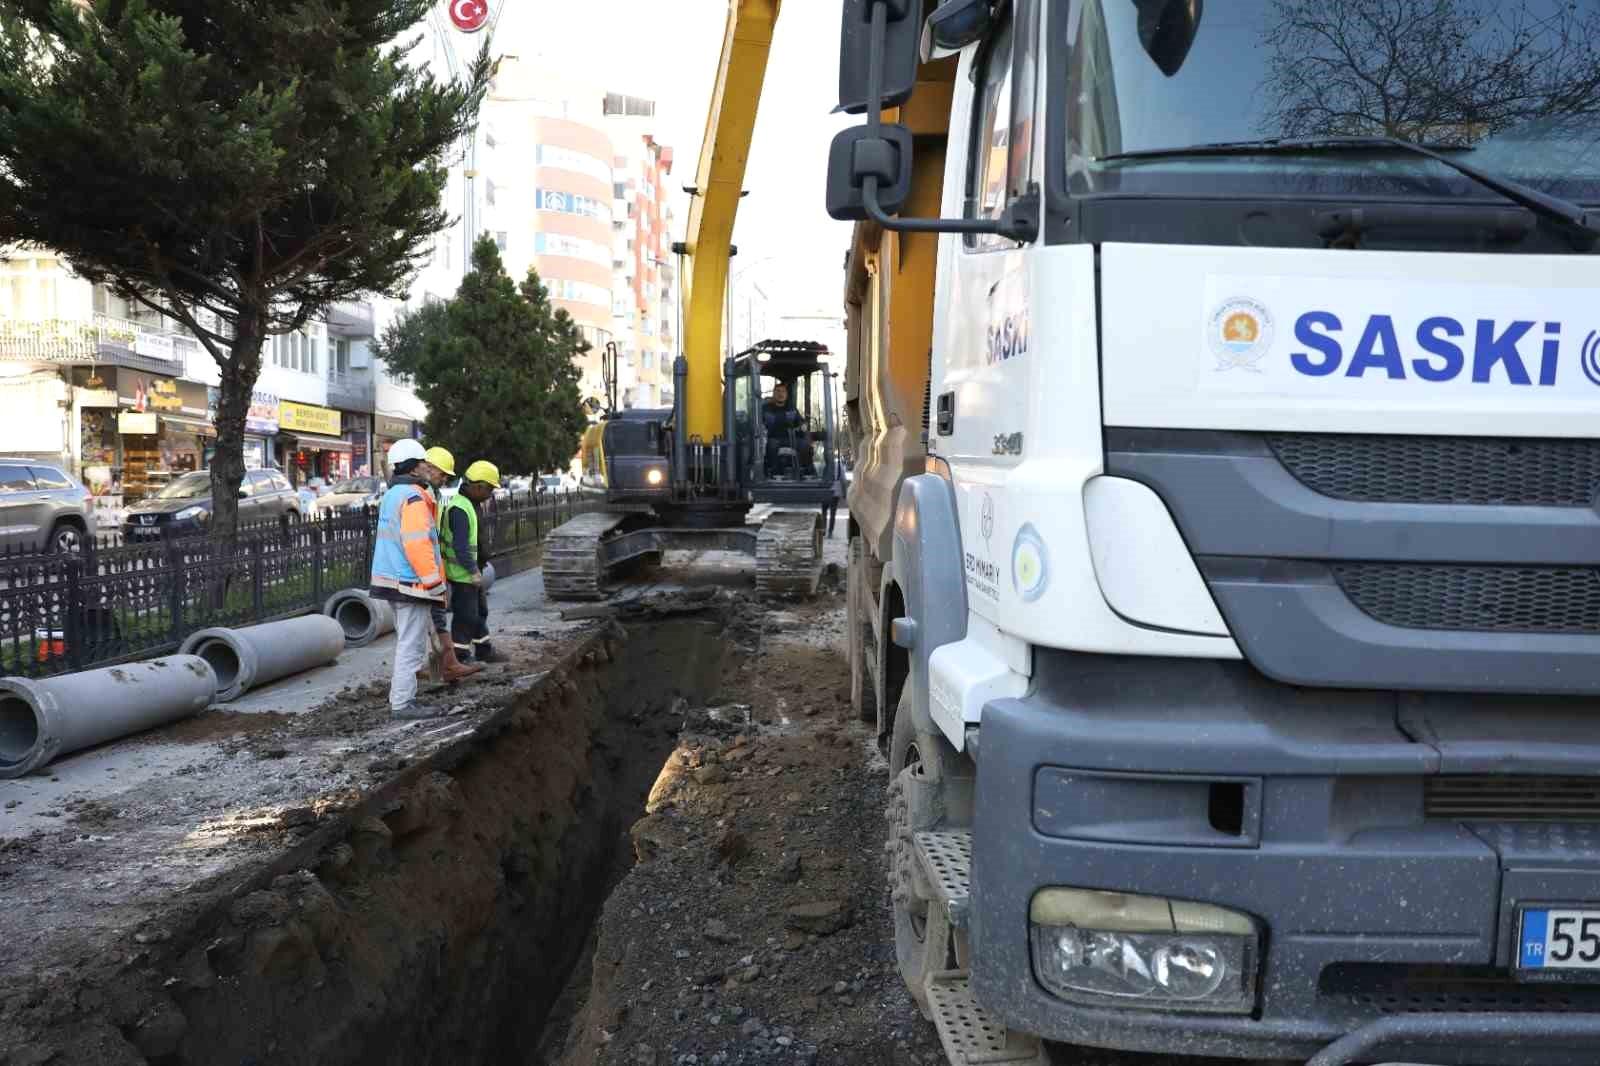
left=114, top=370, right=203, bottom=503
left=279, top=401, right=351, bottom=486
left=373, top=414, right=418, bottom=477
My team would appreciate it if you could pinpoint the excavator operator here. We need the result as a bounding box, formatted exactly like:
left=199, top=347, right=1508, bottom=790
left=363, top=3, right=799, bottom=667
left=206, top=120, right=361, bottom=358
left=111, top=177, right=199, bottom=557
left=762, top=382, right=814, bottom=479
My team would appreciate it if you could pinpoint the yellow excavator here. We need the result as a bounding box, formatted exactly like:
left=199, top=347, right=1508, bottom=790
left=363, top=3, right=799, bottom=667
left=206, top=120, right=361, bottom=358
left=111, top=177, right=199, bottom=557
left=545, top=0, right=844, bottom=599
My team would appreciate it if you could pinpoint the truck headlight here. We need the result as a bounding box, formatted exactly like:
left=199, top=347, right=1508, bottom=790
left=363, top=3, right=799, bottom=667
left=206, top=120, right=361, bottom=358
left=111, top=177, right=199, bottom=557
left=646, top=468, right=664, bottom=486
left=1029, top=889, right=1258, bottom=1014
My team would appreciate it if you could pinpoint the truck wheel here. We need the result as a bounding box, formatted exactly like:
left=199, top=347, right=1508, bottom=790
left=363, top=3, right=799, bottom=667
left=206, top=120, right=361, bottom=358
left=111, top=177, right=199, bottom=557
left=847, top=536, right=876, bottom=723
left=887, top=686, right=949, bottom=1017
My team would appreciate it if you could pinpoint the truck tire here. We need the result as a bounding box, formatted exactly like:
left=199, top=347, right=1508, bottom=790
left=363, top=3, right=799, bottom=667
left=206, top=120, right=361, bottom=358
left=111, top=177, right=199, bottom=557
left=887, top=686, right=950, bottom=1017
left=847, top=536, right=877, bottom=723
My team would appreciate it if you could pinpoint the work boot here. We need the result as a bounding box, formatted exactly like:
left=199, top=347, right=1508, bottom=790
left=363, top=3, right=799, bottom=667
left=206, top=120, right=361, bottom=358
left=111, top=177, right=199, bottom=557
left=475, top=641, right=509, bottom=664
left=439, top=638, right=482, bottom=683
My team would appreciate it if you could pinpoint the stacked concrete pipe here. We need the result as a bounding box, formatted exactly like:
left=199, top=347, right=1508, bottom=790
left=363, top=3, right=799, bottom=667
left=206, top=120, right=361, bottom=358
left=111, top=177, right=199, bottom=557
left=322, top=589, right=395, bottom=648
left=179, top=614, right=346, bottom=703
left=0, top=656, right=218, bottom=779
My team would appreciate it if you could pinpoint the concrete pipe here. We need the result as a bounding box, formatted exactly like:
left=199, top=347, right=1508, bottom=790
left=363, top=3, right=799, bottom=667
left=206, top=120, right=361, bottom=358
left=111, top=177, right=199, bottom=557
left=179, top=614, right=346, bottom=703
left=0, top=656, right=217, bottom=779
left=323, top=589, right=395, bottom=649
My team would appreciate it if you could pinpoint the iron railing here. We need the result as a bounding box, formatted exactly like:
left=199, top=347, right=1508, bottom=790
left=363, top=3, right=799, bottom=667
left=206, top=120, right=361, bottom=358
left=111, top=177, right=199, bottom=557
left=0, top=489, right=597, bottom=679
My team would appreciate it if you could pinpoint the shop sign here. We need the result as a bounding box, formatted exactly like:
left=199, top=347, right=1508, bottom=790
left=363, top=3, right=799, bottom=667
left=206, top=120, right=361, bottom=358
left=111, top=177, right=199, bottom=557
left=133, top=332, right=176, bottom=360
left=77, top=389, right=118, bottom=408
left=178, top=381, right=210, bottom=417
left=118, top=411, right=158, bottom=435
left=280, top=401, right=341, bottom=436
left=70, top=367, right=113, bottom=390
left=118, top=371, right=183, bottom=412
left=246, top=390, right=279, bottom=435
left=375, top=414, right=413, bottom=439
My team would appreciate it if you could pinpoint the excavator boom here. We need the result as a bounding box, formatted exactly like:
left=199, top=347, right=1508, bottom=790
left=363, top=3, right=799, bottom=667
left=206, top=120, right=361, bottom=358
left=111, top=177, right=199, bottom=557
left=680, top=0, right=781, bottom=442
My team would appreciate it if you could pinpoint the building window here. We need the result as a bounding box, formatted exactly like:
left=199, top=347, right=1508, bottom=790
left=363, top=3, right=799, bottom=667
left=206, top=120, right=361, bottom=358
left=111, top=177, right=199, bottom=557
left=534, top=144, right=613, bottom=185
left=486, top=178, right=497, bottom=206
left=307, top=335, right=318, bottom=375
left=495, top=231, right=509, bottom=251
left=534, top=188, right=611, bottom=222
left=533, top=231, right=610, bottom=266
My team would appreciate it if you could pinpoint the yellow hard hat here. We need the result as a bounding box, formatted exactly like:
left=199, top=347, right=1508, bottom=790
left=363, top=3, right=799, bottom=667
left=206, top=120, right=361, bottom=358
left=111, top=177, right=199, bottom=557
left=423, top=446, right=456, bottom=477
left=464, top=460, right=501, bottom=487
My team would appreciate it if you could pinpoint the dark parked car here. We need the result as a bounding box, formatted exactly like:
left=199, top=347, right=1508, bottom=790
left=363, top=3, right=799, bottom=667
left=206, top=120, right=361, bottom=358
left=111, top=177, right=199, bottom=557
left=0, top=459, right=93, bottom=552
left=123, top=468, right=300, bottom=539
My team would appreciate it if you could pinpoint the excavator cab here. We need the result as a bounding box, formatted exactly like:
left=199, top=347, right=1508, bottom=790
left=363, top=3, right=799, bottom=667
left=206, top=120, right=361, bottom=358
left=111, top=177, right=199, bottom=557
left=731, top=340, right=843, bottom=516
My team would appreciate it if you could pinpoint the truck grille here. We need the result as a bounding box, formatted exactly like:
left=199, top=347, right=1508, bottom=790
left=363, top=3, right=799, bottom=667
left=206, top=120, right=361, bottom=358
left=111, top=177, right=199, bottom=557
left=1331, top=563, right=1600, bottom=633
left=1425, top=777, right=1600, bottom=823
left=1322, top=964, right=1600, bottom=1014
left=1266, top=433, right=1600, bottom=506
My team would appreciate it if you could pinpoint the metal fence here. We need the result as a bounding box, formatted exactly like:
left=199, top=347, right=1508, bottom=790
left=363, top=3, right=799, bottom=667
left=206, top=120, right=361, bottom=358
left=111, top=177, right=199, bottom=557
left=0, top=489, right=595, bottom=679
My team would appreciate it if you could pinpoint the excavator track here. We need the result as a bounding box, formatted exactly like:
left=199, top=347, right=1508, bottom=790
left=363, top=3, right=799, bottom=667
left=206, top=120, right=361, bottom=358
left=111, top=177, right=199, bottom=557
left=543, top=511, right=631, bottom=601
left=755, top=510, right=823, bottom=599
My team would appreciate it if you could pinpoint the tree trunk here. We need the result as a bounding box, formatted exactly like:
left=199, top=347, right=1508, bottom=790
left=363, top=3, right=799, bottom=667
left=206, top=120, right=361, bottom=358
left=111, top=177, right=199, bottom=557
left=211, top=314, right=268, bottom=539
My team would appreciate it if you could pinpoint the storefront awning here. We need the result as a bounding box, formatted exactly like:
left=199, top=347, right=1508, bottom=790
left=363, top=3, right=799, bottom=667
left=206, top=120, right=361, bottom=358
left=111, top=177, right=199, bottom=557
left=158, top=414, right=217, bottom=438
left=282, top=431, right=353, bottom=453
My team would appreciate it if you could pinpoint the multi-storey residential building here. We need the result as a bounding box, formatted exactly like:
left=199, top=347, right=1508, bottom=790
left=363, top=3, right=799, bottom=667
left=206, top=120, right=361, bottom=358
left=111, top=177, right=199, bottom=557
left=606, top=100, right=677, bottom=410
left=474, top=58, right=616, bottom=414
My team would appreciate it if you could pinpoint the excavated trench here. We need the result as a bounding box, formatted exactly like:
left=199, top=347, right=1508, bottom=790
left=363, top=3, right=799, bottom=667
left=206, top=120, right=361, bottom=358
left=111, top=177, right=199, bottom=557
left=141, top=617, right=727, bottom=1066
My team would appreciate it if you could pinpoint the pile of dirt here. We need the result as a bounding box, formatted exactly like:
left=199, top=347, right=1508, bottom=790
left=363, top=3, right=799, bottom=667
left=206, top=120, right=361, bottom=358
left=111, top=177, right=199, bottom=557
left=546, top=591, right=946, bottom=1066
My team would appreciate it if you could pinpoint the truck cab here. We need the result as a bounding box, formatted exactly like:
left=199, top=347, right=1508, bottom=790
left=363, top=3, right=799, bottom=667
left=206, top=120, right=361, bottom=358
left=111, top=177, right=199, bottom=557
left=831, top=1, right=1600, bottom=1063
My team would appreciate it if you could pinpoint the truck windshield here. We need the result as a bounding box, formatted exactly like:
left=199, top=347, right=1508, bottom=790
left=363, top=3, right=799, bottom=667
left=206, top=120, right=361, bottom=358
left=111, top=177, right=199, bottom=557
left=1068, top=0, right=1600, bottom=202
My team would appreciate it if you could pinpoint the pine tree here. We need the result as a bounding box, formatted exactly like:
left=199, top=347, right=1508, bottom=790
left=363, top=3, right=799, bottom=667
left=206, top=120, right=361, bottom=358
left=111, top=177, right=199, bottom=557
left=0, top=0, right=488, bottom=534
left=377, top=236, right=589, bottom=478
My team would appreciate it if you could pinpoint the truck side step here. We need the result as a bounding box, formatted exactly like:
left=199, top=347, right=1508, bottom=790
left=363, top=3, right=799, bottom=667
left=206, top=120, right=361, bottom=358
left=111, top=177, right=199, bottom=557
left=914, top=829, right=972, bottom=928
left=926, top=972, right=1048, bottom=1065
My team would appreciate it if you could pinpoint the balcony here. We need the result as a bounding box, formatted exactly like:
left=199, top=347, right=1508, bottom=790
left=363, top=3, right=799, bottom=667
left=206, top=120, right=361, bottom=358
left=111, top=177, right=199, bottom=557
left=326, top=369, right=376, bottom=411
left=325, top=301, right=376, bottom=339
left=0, top=313, right=187, bottom=374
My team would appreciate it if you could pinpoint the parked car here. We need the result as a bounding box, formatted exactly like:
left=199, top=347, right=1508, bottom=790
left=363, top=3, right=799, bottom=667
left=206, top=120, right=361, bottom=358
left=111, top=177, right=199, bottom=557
left=0, top=459, right=93, bottom=553
left=538, top=472, right=578, bottom=494
left=312, top=476, right=387, bottom=515
left=123, top=468, right=300, bottom=539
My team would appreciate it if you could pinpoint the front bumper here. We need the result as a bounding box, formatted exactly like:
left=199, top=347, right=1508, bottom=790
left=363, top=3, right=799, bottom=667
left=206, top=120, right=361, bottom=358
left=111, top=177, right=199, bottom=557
left=969, top=651, right=1600, bottom=1065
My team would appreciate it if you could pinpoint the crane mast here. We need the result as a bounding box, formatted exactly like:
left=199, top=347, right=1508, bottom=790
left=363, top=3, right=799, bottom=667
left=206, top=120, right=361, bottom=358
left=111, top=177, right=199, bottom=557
left=679, top=0, right=780, bottom=442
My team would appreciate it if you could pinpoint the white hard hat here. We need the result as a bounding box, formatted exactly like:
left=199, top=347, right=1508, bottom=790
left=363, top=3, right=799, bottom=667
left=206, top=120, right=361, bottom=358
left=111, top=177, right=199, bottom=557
left=387, top=438, right=427, bottom=467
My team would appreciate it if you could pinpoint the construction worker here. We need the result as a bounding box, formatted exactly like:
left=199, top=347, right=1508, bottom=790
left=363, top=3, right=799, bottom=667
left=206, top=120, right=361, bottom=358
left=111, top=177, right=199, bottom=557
left=441, top=460, right=505, bottom=664
left=369, top=439, right=467, bottom=718
left=415, top=445, right=482, bottom=683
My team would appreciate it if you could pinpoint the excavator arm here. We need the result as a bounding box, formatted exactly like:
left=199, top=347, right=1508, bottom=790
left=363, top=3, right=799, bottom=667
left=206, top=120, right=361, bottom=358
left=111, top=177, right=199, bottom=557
left=679, top=0, right=781, bottom=443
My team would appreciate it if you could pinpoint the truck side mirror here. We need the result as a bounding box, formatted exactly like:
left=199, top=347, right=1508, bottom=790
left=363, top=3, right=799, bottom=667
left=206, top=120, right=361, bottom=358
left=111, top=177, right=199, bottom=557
left=826, top=124, right=914, bottom=221
left=838, top=0, right=923, bottom=114
left=921, top=0, right=992, bottom=59
left=1133, top=0, right=1204, bottom=77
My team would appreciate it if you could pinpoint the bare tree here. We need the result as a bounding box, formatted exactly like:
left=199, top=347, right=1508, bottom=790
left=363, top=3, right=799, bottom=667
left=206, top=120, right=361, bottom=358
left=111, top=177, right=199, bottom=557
left=1260, top=0, right=1600, bottom=144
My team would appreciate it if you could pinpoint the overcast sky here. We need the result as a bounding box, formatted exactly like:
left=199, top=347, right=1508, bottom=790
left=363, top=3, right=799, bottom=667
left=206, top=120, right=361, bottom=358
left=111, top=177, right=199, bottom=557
left=491, top=0, right=854, bottom=318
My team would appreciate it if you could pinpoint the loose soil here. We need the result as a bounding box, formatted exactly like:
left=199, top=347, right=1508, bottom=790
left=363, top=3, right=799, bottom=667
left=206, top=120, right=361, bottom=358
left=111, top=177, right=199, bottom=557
left=542, top=587, right=946, bottom=1066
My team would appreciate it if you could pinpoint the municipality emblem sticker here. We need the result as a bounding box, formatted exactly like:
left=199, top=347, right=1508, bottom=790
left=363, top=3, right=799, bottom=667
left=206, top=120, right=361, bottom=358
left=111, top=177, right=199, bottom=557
left=1207, top=297, right=1274, bottom=372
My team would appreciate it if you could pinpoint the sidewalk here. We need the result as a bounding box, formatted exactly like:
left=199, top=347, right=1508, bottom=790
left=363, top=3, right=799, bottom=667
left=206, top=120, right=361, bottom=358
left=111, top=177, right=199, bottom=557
left=2, top=565, right=586, bottom=834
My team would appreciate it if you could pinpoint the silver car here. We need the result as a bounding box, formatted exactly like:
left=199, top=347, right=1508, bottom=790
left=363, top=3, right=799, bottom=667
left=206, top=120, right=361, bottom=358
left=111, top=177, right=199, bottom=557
left=0, top=459, right=93, bottom=553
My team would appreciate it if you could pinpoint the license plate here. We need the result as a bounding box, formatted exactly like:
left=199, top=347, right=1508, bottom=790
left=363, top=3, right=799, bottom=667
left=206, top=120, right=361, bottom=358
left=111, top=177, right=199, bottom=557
left=1518, top=909, right=1600, bottom=971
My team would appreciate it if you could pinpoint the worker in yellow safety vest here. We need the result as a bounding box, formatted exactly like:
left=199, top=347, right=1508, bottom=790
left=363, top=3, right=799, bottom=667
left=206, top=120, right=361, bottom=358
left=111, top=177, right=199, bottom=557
left=440, top=459, right=505, bottom=664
